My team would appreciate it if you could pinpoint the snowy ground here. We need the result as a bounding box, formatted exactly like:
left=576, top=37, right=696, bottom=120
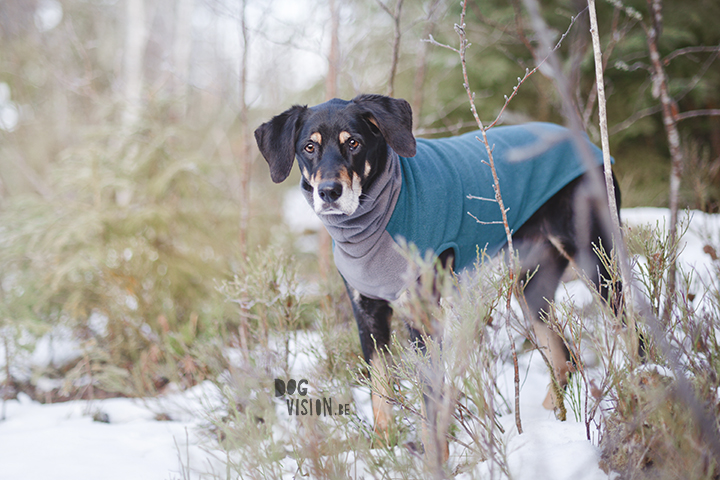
left=1, top=207, right=717, bottom=479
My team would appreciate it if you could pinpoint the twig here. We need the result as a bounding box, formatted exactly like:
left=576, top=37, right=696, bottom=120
left=375, top=0, right=405, bottom=97
left=458, top=1, right=523, bottom=435
left=609, top=104, right=662, bottom=135
left=611, top=42, right=719, bottom=135
left=466, top=212, right=506, bottom=226
left=412, top=0, right=444, bottom=125
left=487, top=8, right=586, bottom=129
left=467, top=195, right=501, bottom=202
left=582, top=7, right=636, bottom=127
left=425, top=7, right=584, bottom=130
left=526, top=0, right=720, bottom=462
left=663, top=44, right=720, bottom=64
left=675, top=109, right=720, bottom=121
left=522, top=0, right=633, bottom=314
left=415, top=121, right=479, bottom=136
left=587, top=0, right=622, bottom=243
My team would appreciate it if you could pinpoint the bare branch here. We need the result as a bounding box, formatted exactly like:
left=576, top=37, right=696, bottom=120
left=522, top=0, right=634, bottom=363
left=376, top=0, right=405, bottom=97
left=582, top=8, right=637, bottom=127
left=676, top=109, right=720, bottom=121
left=425, top=33, right=459, bottom=54
left=452, top=0, right=523, bottom=435
left=466, top=213, right=506, bottom=226
left=663, top=44, right=720, bottom=64
left=610, top=42, right=719, bottom=134
left=609, top=104, right=661, bottom=135
left=412, top=0, right=444, bottom=126
left=466, top=194, right=499, bottom=202
left=373, top=0, right=393, bottom=17
left=415, top=120, right=478, bottom=136
left=487, top=7, right=586, bottom=129
left=588, top=0, right=622, bottom=243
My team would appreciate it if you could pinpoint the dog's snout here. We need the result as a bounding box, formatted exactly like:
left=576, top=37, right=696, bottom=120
left=318, top=181, right=343, bottom=203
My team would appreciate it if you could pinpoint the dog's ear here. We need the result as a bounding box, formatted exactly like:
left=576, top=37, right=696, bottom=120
left=352, top=94, right=416, bottom=157
left=254, top=105, right=308, bottom=183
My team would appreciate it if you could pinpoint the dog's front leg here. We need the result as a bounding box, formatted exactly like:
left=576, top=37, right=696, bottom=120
left=344, top=280, right=395, bottom=446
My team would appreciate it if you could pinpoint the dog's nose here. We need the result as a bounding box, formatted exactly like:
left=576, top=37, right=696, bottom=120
left=318, top=181, right=343, bottom=203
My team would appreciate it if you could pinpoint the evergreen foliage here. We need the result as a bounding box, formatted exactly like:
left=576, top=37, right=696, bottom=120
left=1, top=111, right=241, bottom=395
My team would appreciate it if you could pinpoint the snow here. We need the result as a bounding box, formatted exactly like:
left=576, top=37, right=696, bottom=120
left=0, top=386, right=222, bottom=480
left=0, top=207, right=717, bottom=479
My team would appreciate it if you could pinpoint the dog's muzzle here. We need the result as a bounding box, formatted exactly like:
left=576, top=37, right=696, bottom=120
left=318, top=181, right=343, bottom=203
left=312, top=174, right=361, bottom=216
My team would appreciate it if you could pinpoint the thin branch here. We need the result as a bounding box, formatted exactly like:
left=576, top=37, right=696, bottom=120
left=509, top=0, right=535, bottom=54
left=676, top=109, right=720, bottom=121
left=582, top=8, right=637, bottom=127
left=455, top=0, right=522, bottom=435
left=429, top=6, right=587, bottom=130
left=609, top=104, right=661, bottom=135
left=466, top=0, right=510, bottom=33
left=374, top=0, right=393, bottom=17
left=610, top=45, right=719, bottom=134
left=522, top=0, right=635, bottom=363
left=466, top=195, right=500, bottom=202
left=376, top=0, right=404, bottom=97
left=415, top=121, right=478, bottom=136
left=467, top=212, right=506, bottom=226
left=663, top=44, right=720, bottom=64
left=588, top=0, right=622, bottom=241
left=412, top=0, right=444, bottom=126
left=487, top=8, right=587, bottom=129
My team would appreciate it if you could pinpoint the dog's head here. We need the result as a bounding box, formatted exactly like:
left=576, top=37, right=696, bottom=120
left=254, top=94, right=416, bottom=216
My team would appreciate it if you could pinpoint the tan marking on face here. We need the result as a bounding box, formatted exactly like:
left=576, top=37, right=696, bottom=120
left=310, top=132, right=322, bottom=145
left=367, top=117, right=379, bottom=129
left=313, top=167, right=362, bottom=215
left=351, top=172, right=361, bottom=198
left=364, top=161, right=372, bottom=177
left=310, top=169, right=321, bottom=187
left=337, top=168, right=351, bottom=187
left=339, top=131, right=351, bottom=144
left=302, top=167, right=311, bottom=182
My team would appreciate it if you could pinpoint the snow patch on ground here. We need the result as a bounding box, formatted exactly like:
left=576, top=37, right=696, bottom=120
left=0, top=208, right=717, bottom=479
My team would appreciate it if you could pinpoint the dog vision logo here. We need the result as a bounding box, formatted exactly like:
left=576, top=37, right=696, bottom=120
left=275, top=379, right=351, bottom=416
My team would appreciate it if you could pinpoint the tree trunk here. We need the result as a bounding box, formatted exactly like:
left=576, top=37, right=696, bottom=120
left=238, top=0, right=251, bottom=261
left=412, top=0, right=443, bottom=128
left=645, top=0, right=683, bottom=322
left=387, top=0, right=403, bottom=97
left=122, top=0, right=149, bottom=128
left=318, top=0, right=341, bottom=280
left=172, top=0, right=194, bottom=117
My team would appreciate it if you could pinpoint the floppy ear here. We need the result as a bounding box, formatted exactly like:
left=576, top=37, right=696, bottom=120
left=351, top=94, right=416, bottom=157
left=254, top=105, right=308, bottom=183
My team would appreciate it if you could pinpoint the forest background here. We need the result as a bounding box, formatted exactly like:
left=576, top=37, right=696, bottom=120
left=1, top=0, right=720, bottom=477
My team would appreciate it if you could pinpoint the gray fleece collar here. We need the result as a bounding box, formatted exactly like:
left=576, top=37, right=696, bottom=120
left=301, top=148, right=410, bottom=301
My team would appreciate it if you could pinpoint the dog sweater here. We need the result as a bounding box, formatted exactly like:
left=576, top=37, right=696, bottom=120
left=304, top=122, right=606, bottom=302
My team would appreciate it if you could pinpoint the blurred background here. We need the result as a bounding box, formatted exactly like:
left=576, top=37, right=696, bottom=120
left=0, top=0, right=718, bottom=400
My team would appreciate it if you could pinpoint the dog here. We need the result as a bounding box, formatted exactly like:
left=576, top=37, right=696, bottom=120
left=254, top=93, right=620, bottom=457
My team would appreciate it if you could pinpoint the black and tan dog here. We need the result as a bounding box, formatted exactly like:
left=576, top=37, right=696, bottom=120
left=255, top=94, right=620, bottom=454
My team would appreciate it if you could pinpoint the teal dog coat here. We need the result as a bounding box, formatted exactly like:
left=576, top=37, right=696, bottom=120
left=304, top=122, right=606, bottom=302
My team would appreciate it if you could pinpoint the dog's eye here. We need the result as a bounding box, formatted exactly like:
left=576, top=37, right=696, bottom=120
left=304, top=143, right=315, bottom=154
left=348, top=138, right=359, bottom=150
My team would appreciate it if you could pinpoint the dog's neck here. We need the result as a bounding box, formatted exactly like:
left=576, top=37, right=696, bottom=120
left=301, top=146, right=409, bottom=301
left=301, top=147, right=402, bottom=252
